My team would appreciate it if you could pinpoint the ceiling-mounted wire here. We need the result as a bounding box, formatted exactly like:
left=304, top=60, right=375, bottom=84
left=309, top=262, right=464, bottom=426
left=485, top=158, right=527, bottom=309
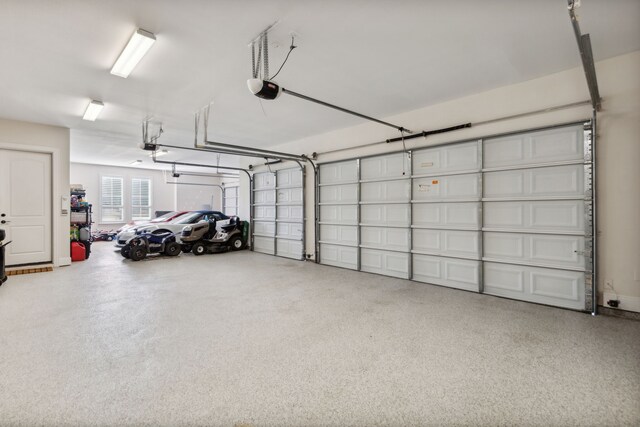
left=270, top=36, right=297, bottom=80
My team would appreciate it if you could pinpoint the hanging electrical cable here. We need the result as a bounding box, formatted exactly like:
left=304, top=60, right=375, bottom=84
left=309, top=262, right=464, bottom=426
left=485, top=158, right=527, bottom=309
left=270, top=36, right=297, bottom=80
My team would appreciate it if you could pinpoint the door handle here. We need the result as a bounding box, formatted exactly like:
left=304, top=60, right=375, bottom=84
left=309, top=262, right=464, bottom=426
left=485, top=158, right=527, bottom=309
left=0, top=220, right=9, bottom=224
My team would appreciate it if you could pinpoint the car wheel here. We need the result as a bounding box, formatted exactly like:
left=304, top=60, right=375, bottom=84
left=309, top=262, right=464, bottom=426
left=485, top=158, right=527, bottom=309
left=129, top=246, right=147, bottom=261
left=164, top=242, right=181, bottom=256
left=121, top=245, right=131, bottom=259
left=192, top=242, right=206, bottom=256
left=230, top=235, right=244, bottom=251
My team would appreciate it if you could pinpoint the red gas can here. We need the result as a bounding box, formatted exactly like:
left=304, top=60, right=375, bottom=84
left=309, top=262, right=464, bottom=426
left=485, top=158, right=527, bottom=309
left=71, top=242, right=86, bottom=262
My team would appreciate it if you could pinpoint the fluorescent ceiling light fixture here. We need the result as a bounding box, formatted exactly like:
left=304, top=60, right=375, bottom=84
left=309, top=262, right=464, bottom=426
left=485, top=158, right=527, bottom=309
left=111, top=28, right=156, bottom=78
left=148, top=149, right=169, bottom=157
left=82, top=100, right=104, bottom=121
left=129, top=160, right=143, bottom=166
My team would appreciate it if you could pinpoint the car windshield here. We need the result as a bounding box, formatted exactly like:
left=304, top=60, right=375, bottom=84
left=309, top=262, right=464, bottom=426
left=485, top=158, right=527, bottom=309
left=150, top=211, right=178, bottom=223
left=172, top=212, right=203, bottom=224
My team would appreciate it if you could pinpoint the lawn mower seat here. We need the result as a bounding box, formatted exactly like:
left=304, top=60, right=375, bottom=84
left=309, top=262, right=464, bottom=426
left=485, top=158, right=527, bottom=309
left=221, top=216, right=239, bottom=232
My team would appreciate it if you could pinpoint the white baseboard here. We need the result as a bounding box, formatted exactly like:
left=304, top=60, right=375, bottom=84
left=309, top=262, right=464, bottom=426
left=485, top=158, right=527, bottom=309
left=603, top=292, right=640, bottom=313
left=57, top=257, right=72, bottom=267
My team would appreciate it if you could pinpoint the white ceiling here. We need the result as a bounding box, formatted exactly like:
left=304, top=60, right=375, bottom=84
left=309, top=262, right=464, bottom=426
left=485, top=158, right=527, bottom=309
left=1, top=0, right=639, bottom=170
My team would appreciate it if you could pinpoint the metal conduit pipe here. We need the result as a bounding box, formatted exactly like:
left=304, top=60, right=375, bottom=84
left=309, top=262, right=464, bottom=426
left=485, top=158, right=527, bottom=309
left=202, top=139, right=308, bottom=162
left=152, top=157, right=252, bottom=178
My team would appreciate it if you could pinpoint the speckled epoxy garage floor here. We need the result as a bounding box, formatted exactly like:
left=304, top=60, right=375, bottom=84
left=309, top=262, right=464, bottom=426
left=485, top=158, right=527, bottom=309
left=0, top=243, right=639, bottom=426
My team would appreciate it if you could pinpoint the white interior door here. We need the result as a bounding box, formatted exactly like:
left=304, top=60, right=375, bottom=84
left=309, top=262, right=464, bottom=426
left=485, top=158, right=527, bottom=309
left=0, top=149, right=52, bottom=266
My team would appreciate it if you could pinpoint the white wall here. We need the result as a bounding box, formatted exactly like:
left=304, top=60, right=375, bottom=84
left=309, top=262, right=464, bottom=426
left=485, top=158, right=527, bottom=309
left=70, top=163, right=177, bottom=230
left=240, top=51, right=640, bottom=309
left=0, top=118, right=71, bottom=267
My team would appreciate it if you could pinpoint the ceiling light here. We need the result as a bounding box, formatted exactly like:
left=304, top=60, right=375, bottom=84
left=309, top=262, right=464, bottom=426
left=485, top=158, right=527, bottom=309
left=111, top=28, right=156, bottom=78
left=129, top=160, right=143, bottom=166
left=148, top=149, right=168, bottom=158
left=82, top=100, right=104, bottom=121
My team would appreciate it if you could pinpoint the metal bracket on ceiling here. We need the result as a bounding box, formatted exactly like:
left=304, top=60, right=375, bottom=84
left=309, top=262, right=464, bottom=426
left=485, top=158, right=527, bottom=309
left=567, top=0, right=602, bottom=111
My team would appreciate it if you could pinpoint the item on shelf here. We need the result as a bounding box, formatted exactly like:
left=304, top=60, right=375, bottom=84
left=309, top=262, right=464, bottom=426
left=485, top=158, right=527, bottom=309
left=70, top=186, right=92, bottom=260
left=0, top=229, right=10, bottom=285
left=71, top=241, right=86, bottom=262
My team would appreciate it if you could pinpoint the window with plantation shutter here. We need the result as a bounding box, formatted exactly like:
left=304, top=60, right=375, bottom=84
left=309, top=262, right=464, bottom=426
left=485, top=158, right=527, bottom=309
left=101, top=176, right=124, bottom=222
left=131, top=178, right=152, bottom=220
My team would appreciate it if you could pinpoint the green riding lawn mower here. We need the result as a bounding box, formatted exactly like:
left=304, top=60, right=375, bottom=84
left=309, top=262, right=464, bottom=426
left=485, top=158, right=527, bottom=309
left=181, top=216, right=249, bottom=255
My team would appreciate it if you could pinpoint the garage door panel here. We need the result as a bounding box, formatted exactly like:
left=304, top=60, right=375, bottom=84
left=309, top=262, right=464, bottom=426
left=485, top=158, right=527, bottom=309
left=254, top=172, right=276, bottom=189
left=360, top=227, right=410, bottom=251
left=361, top=204, right=410, bottom=227
left=277, top=169, right=303, bottom=187
left=360, top=153, right=408, bottom=180
left=413, top=174, right=480, bottom=201
left=320, top=205, right=358, bottom=225
left=254, top=205, right=276, bottom=220
left=320, top=161, right=358, bottom=184
left=484, top=262, right=585, bottom=309
left=320, top=184, right=358, bottom=204
left=484, top=232, right=585, bottom=269
left=361, top=180, right=410, bottom=203
left=225, top=187, right=238, bottom=198
left=412, top=141, right=480, bottom=175
left=413, top=254, right=480, bottom=292
left=277, top=187, right=303, bottom=204
left=277, top=205, right=303, bottom=222
left=276, top=239, right=303, bottom=260
left=413, top=229, right=480, bottom=259
left=484, top=126, right=583, bottom=169
left=320, top=225, right=358, bottom=246
left=320, top=244, right=358, bottom=269
left=253, top=236, right=275, bottom=255
left=254, top=189, right=276, bottom=205
left=253, top=221, right=275, bottom=236
left=277, top=222, right=303, bottom=240
left=484, top=165, right=584, bottom=199
left=412, top=202, right=481, bottom=229
left=360, top=249, right=409, bottom=278
left=483, top=201, right=584, bottom=233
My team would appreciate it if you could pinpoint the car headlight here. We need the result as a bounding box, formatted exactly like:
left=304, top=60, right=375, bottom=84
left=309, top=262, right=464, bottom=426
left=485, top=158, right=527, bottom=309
left=183, top=226, right=192, bottom=232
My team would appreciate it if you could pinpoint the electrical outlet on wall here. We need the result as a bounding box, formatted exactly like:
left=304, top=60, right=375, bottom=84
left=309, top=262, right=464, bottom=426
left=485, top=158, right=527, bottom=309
left=603, top=292, right=640, bottom=313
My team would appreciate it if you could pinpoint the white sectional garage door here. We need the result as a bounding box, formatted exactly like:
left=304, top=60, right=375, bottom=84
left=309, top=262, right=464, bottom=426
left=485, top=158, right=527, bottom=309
left=481, top=125, right=590, bottom=310
left=412, top=140, right=482, bottom=291
left=252, top=172, right=276, bottom=255
left=252, top=168, right=305, bottom=260
left=318, top=123, right=593, bottom=311
left=318, top=160, right=359, bottom=269
left=223, top=185, right=238, bottom=216
left=275, top=168, right=304, bottom=260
